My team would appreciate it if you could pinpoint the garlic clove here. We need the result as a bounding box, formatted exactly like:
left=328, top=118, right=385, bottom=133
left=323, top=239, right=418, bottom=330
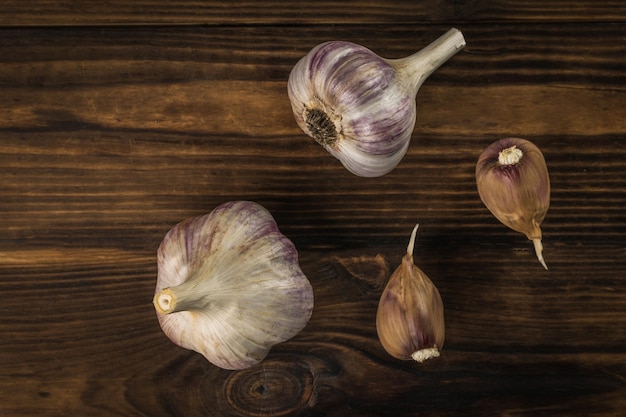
left=475, top=138, right=551, bottom=269
left=376, top=225, right=445, bottom=362
left=288, top=28, right=466, bottom=177
left=153, top=201, right=314, bottom=370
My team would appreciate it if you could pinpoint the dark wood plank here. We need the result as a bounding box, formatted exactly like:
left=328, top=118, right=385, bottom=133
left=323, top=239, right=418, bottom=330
left=1, top=25, right=624, bottom=248
left=0, top=0, right=624, bottom=27
left=1, top=21, right=625, bottom=417
left=1, top=24, right=624, bottom=85
left=1, top=248, right=625, bottom=416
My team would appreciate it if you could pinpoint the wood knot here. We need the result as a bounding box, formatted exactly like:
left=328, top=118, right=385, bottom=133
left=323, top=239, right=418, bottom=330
left=218, top=358, right=314, bottom=416
left=331, top=254, right=390, bottom=294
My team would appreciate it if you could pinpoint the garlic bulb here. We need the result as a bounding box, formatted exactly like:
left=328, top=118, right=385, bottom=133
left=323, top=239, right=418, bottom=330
left=288, top=28, right=466, bottom=177
left=376, top=225, right=445, bottom=362
left=153, top=201, right=314, bottom=370
left=476, top=138, right=551, bottom=270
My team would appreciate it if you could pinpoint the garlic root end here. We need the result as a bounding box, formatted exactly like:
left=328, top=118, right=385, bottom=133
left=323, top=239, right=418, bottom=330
left=532, top=238, right=548, bottom=270
left=411, top=347, right=440, bottom=363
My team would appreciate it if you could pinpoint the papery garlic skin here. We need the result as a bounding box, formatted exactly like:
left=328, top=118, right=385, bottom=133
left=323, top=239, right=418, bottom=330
left=476, top=138, right=550, bottom=269
left=376, top=225, right=445, bottom=362
left=153, top=201, right=314, bottom=370
left=288, top=29, right=466, bottom=177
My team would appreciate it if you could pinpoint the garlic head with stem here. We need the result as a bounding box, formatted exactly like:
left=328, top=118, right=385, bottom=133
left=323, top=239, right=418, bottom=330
left=476, top=138, right=551, bottom=269
left=288, top=28, right=466, bottom=177
left=153, top=201, right=314, bottom=370
left=376, top=224, right=445, bottom=363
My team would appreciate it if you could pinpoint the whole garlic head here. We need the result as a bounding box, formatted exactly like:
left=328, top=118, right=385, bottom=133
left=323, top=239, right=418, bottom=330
left=288, top=28, right=466, bottom=177
left=153, top=201, right=314, bottom=370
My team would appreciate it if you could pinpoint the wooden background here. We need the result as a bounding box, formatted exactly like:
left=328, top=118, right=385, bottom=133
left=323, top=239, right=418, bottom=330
left=1, top=1, right=625, bottom=416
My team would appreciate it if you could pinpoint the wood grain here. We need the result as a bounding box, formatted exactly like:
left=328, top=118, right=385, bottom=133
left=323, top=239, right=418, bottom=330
left=1, top=0, right=625, bottom=26
left=1, top=248, right=626, bottom=415
left=1, top=3, right=625, bottom=417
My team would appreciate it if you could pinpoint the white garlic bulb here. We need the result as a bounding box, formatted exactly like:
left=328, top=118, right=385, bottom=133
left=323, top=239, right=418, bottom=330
left=288, top=28, right=466, bottom=177
left=153, top=201, right=314, bottom=370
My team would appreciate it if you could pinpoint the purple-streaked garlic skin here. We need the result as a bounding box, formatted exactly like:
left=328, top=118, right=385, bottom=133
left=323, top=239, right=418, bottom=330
left=288, top=41, right=415, bottom=177
left=476, top=138, right=550, bottom=269
left=153, top=201, right=314, bottom=370
left=288, top=29, right=466, bottom=177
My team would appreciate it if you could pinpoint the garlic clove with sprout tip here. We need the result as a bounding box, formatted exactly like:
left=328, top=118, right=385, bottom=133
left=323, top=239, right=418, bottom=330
left=288, top=28, right=466, bottom=177
left=153, top=201, right=314, bottom=370
left=476, top=138, right=551, bottom=270
left=376, top=224, right=445, bottom=362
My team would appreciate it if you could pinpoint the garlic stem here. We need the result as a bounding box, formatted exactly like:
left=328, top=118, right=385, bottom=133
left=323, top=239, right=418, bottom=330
left=154, top=288, right=176, bottom=314
left=391, top=28, right=466, bottom=92
left=153, top=280, right=207, bottom=315
left=532, top=238, right=548, bottom=270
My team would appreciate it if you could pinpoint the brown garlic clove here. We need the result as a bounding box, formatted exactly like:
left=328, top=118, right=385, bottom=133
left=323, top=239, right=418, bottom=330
left=376, top=225, right=445, bottom=363
left=475, top=138, right=551, bottom=269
